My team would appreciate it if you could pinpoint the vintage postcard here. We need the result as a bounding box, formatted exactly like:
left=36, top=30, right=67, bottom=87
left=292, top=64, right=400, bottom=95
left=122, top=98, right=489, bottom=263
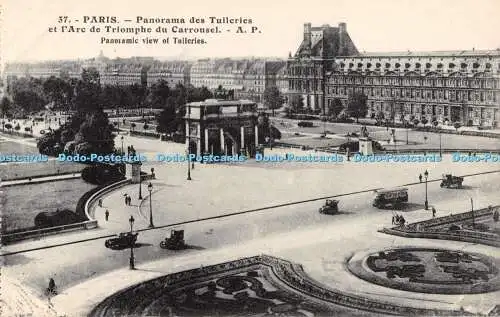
left=1, top=0, right=499, bottom=316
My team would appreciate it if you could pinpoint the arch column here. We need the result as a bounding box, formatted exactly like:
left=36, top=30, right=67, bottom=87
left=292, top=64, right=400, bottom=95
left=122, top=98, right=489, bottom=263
left=196, top=124, right=201, bottom=156
left=240, top=126, right=245, bottom=151
left=220, top=128, right=225, bottom=154
left=254, top=125, right=259, bottom=147
left=204, top=128, right=209, bottom=154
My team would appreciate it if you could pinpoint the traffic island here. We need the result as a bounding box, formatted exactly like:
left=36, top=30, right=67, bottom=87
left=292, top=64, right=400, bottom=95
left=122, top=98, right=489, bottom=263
left=347, top=247, right=500, bottom=295
left=379, top=206, right=500, bottom=247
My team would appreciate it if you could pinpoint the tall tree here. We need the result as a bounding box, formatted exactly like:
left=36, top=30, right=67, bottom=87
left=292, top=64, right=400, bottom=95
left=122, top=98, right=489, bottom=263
left=75, top=68, right=102, bottom=112
left=263, top=86, right=284, bottom=116
left=327, top=98, right=344, bottom=118
left=346, top=92, right=368, bottom=123
left=43, top=76, right=71, bottom=109
left=289, top=94, right=304, bottom=114
left=0, top=97, right=11, bottom=117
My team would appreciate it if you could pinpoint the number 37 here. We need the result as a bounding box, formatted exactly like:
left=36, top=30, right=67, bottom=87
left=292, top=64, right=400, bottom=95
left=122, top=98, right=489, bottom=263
left=58, top=16, right=68, bottom=23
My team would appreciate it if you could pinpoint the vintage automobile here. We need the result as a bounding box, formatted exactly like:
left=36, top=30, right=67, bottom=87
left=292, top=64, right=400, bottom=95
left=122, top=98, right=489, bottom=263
left=160, top=229, right=186, bottom=250
left=105, top=232, right=138, bottom=250
left=440, top=174, right=464, bottom=188
left=319, top=199, right=339, bottom=214
left=373, top=188, right=408, bottom=209
left=297, top=121, right=314, bottom=127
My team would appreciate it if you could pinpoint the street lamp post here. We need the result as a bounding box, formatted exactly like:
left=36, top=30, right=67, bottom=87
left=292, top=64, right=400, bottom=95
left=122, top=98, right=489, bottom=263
left=424, top=170, right=429, bottom=210
left=471, top=198, right=475, bottom=229
left=129, top=215, right=135, bottom=270
left=187, top=104, right=192, bottom=181
left=147, top=182, right=154, bottom=228
left=346, top=133, right=351, bottom=161
left=405, top=121, right=409, bottom=145
left=138, top=162, right=143, bottom=200
left=439, top=131, right=442, bottom=158
left=121, top=136, right=124, bottom=154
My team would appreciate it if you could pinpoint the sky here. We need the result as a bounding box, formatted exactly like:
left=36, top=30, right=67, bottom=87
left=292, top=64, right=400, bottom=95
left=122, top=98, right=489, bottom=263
left=2, top=0, right=500, bottom=62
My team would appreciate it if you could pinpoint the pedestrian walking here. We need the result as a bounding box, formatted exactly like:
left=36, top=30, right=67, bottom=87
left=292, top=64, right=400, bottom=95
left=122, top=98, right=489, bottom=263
left=47, top=278, right=57, bottom=296
left=392, top=215, right=395, bottom=225
left=432, top=207, right=436, bottom=218
left=124, top=194, right=128, bottom=206
left=98, top=199, right=102, bottom=207
left=105, top=209, right=109, bottom=221
left=127, top=196, right=131, bottom=206
left=419, top=174, right=423, bottom=183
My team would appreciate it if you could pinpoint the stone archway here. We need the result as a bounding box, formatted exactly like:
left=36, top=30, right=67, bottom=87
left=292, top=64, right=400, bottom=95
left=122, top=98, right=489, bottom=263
left=224, top=127, right=239, bottom=156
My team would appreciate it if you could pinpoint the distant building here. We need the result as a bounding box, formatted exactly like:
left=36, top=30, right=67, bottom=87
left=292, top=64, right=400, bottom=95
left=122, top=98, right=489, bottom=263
left=184, top=99, right=260, bottom=157
left=287, top=22, right=359, bottom=113
left=146, top=61, right=191, bottom=87
left=328, top=50, right=500, bottom=126
left=190, top=58, right=286, bottom=104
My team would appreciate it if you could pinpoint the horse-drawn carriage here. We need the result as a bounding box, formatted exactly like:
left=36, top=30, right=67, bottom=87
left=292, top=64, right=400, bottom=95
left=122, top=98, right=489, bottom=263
left=440, top=174, right=464, bottom=188
left=160, top=229, right=186, bottom=250
left=319, top=199, right=339, bottom=215
left=105, top=232, right=138, bottom=250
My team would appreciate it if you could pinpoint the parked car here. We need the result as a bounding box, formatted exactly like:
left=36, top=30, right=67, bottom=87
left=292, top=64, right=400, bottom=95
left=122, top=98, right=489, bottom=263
left=319, top=199, right=339, bottom=215
left=440, top=174, right=464, bottom=188
left=105, top=232, right=138, bottom=250
left=298, top=121, right=314, bottom=127
left=160, top=229, right=186, bottom=250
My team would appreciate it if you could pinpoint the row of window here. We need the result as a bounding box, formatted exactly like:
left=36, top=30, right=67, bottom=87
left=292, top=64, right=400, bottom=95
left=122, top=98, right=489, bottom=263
left=330, top=86, right=498, bottom=103
left=330, top=76, right=500, bottom=89
left=337, top=62, right=498, bottom=70
left=328, top=100, right=498, bottom=120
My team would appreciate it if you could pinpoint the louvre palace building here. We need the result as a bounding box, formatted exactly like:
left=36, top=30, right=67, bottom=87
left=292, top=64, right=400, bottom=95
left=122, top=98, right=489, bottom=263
left=290, top=23, right=500, bottom=127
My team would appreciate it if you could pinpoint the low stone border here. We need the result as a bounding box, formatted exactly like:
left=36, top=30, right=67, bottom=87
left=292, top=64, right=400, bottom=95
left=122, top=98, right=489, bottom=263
left=84, top=179, right=131, bottom=221
left=0, top=178, right=131, bottom=244
left=89, top=255, right=472, bottom=317
left=346, top=247, right=500, bottom=295
left=380, top=206, right=500, bottom=247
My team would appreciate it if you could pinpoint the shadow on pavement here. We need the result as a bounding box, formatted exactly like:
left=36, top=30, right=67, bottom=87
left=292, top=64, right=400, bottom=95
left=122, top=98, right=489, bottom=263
left=440, top=185, right=475, bottom=190
left=133, top=243, right=153, bottom=249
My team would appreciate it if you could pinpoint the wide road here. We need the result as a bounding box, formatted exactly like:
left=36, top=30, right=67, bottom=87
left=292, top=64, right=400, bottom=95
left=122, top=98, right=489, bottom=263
left=2, top=150, right=499, bottom=314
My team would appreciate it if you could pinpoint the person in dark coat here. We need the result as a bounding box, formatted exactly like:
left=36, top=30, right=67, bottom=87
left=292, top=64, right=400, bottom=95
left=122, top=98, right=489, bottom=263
left=105, top=209, right=109, bottom=221
left=47, top=278, right=56, bottom=295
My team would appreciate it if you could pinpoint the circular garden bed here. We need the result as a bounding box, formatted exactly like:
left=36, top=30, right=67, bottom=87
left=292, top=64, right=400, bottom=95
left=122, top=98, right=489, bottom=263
left=347, top=247, right=500, bottom=294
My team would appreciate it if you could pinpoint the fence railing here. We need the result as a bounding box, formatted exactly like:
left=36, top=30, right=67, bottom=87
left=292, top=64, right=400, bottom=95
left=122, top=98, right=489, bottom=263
left=380, top=206, right=499, bottom=247
left=1, top=220, right=98, bottom=244
left=85, top=179, right=132, bottom=220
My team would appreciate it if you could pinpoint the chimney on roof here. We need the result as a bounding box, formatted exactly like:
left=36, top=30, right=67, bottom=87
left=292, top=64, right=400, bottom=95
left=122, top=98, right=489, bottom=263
left=303, top=23, right=312, bottom=55
left=338, top=22, right=347, bottom=56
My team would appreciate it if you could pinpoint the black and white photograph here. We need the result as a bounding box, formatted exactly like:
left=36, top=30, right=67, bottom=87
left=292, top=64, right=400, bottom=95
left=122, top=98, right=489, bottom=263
left=1, top=0, right=499, bottom=316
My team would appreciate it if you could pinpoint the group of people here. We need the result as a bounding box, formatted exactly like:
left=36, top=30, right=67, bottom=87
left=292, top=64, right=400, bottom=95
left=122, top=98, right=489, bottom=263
left=124, top=194, right=132, bottom=206
left=98, top=199, right=110, bottom=221
left=392, top=214, right=406, bottom=226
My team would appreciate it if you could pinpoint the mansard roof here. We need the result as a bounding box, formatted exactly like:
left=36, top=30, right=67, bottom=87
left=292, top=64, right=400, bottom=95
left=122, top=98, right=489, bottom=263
left=357, top=50, right=500, bottom=58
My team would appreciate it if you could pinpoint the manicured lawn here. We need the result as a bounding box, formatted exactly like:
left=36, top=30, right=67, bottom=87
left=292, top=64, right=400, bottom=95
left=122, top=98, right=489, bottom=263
left=2, top=179, right=98, bottom=232
left=0, top=161, right=84, bottom=180
left=0, top=141, right=39, bottom=155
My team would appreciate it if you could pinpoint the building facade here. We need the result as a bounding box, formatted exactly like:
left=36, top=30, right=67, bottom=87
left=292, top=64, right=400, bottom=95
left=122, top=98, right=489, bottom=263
left=327, top=51, right=500, bottom=126
left=184, top=99, right=260, bottom=157
left=287, top=22, right=358, bottom=113
left=146, top=61, right=191, bottom=87
left=191, top=58, right=286, bottom=104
